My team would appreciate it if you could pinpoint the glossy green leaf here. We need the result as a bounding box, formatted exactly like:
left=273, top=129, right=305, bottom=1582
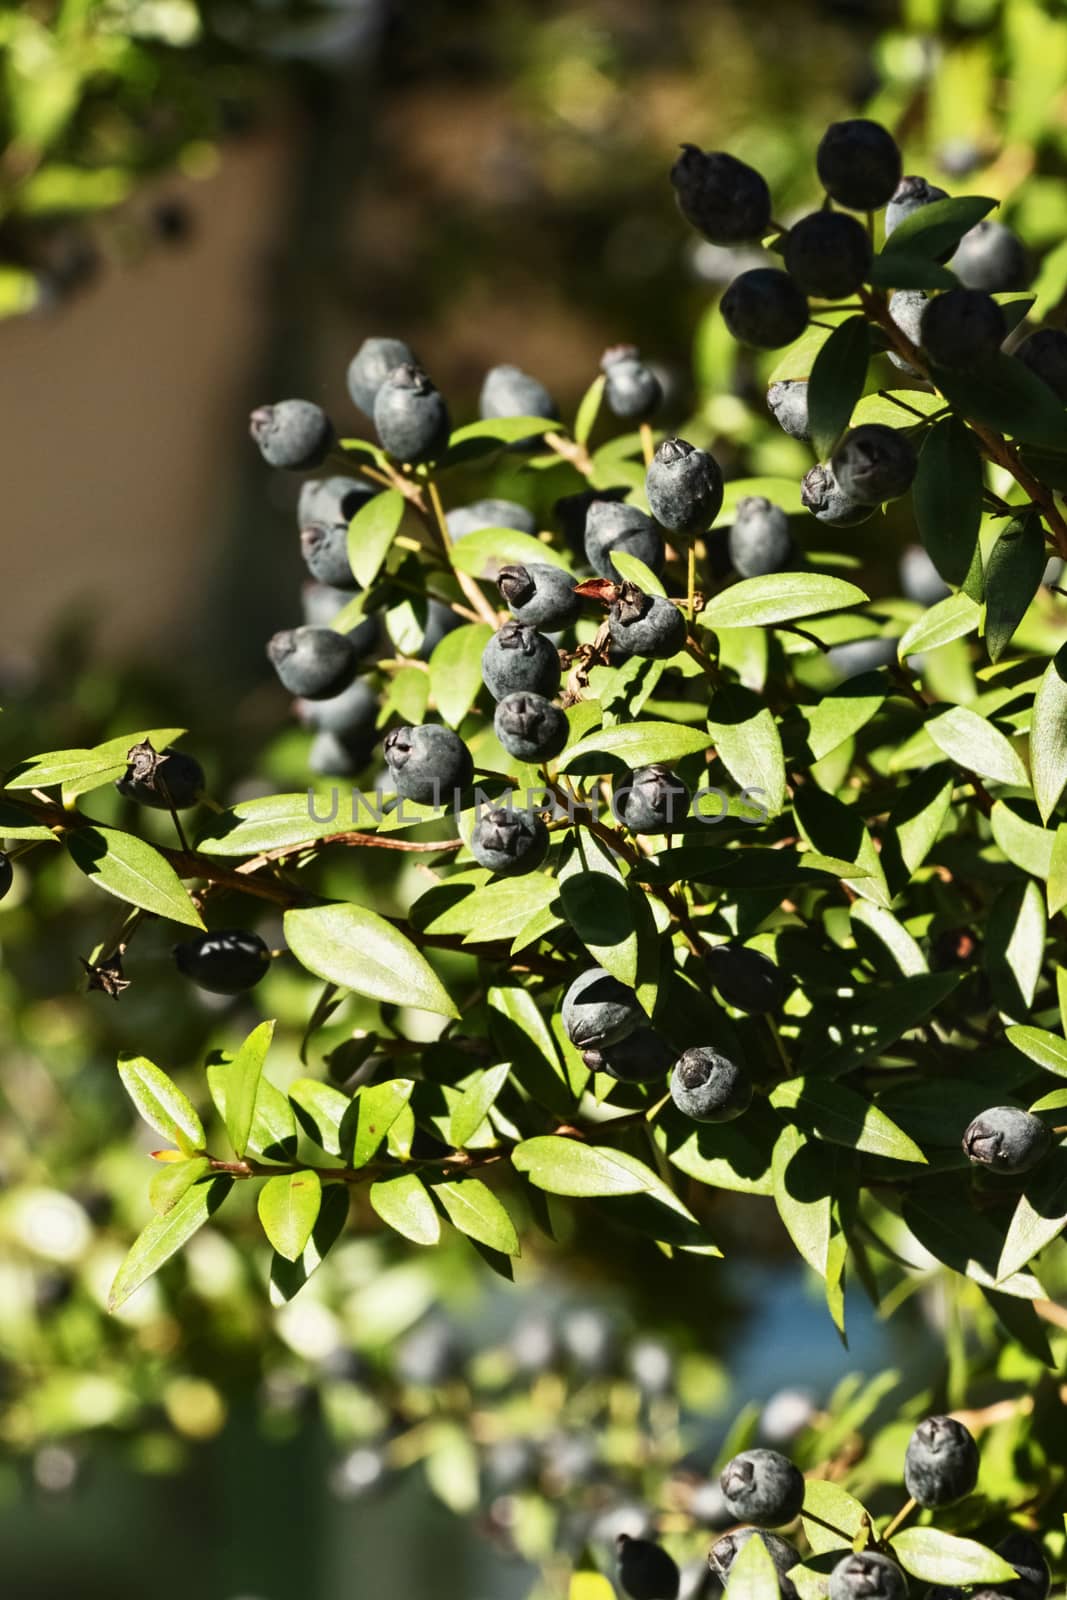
left=148, top=1156, right=211, bottom=1216
left=1048, top=824, right=1067, bottom=917
left=724, top=1522, right=781, bottom=1600
left=117, top=1055, right=204, bottom=1153
left=990, top=801, right=1054, bottom=879
left=898, top=592, right=981, bottom=660
left=1031, top=645, right=1067, bottom=823
left=708, top=684, right=787, bottom=818
left=216, top=1020, right=273, bottom=1159
left=986, top=879, right=1046, bottom=1020
left=449, top=527, right=571, bottom=577
left=701, top=573, right=867, bottom=630
left=867, top=252, right=957, bottom=290
left=890, top=1529, right=1017, bottom=1587
left=512, top=1136, right=650, bottom=1197
left=1006, top=1024, right=1067, bottom=1078
left=429, top=623, right=492, bottom=728
left=808, top=316, right=871, bottom=459
left=936, top=354, right=1067, bottom=451
left=435, top=1178, right=519, bottom=1255
left=803, top=670, right=886, bottom=762
left=284, top=902, right=459, bottom=1018
left=560, top=720, right=711, bottom=772
left=926, top=706, right=1028, bottom=787
left=770, top=1077, right=926, bottom=1163
left=269, top=1183, right=349, bottom=1306
left=450, top=1063, right=511, bottom=1149
left=288, top=1077, right=350, bottom=1157
left=574, top=373, right=605, bottom=446
left=609, top=550, right=667, bottom=597
left=997, top=1149, right=1067, bottom=1281
left=369, top=1172, right=441, bottom=1245
left=5, top=726, right=185, bottom=797
left=801, top=1479, right=870, bottom=1555
left=109, top=1176, right=232, bottom=1311
left=351, top=1078, right=415, bottom=1166
left=67, top=826, right=205, bottom=928
left=257, top=1170, right=322, bottom=1262
left=195, top=791, right=375, bottom=855
left=347, top=489, right=405, bottom=588
left=881, top=194, right=996, bottom=258
left=771, top=1124, right=832, bottom=1277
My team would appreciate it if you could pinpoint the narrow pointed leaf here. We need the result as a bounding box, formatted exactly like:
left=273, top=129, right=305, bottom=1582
left=109, top=1176, right=232, bottom=1311
left=117, top=1055, right=204, bottom=1153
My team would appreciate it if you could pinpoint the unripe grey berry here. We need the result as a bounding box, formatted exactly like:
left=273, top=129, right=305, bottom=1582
left=482, top=620, right=562, bottom=702
left=904, top=1415, right=979, bottom=1508
left=296, top=675, right=379, bottom=739
left=783, top=212, right=872, bottom=300
left=267, top=627, right=358, bottom=700
left=921, top=288, right=1005, bottom=371
left=609, top=587, right=687, bottom=660
left=383, top=723, right=474, bottom=807
left=347, top=336, right=417, bottom=417
left=670, top=145, right=772, bottom=244
left=497, top=563, right=581, bottom=629
left=728, top=497, right=793, bottom=578
left=801, top=463, right=876, bottom=528
left=250, top=400, right=334, bottom=470
left=479, top=363, right=558, bottom=422
left=720, top=1448, right=805, bottom=1528
left=300, top=521, right=357, bottom=590
left=816, top=119, right=902, bottom=211
left=962, top=1107, right=1052, bottom=1175
left=373, top=363, right=450, bottom=463
left=446, top=498, right=538, bottom=540
left=708, top=1530, right=800, bottom=1600
left=670, top=1046, right=751, bottom=1123
left=887, top=289, right=927, bottom=374
left=645, top=438, right=724, bottom=536
left=831, top=425, right=917, bottom=503
left=829, top=1552, right=908, bottom=1600
left=952, top=220, right=1029, bottom=293
left=585, top=500, right=665, bottom=580
left=494, top=691, right=569, bottom=763
left=885, top=175, right=949, bottom=242
left=828, top=636, right=899, bottom=679
left=470, top=806, right=549, bottom=876
left=613, top=765, right=690, bottom=832
left=298, top=475, right=374, bottom=529
left=309, top=729, right=375, bottom=777
left=722, top=270, right=808, bottom=349
left=562, top=967, right=643, bottom=1049
left=767, top=380, right=811, bottom=442
left=601, top=345, right=663, bottom=420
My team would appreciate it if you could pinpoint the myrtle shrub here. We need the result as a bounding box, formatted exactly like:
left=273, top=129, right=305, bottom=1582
left=5, top=97, right=1067, bottom=1600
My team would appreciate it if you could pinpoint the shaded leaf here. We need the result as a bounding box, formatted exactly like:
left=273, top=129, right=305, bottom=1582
left=435, top=1178, right=519, bottom=1255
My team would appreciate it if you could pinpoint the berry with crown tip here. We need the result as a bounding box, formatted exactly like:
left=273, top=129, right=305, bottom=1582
left=904, top=1415, right=979, bottom=1507
left=383, top=723, right=473, bottom=807
left=267, top=627, right=358, bottom=700
left=706, top=944, right=790, bottom=1014
left=116, top=742, right=205, bottom=810
left=373, top=363, right=450, bottom=463
left=887, top=289, right=926, bottom=374
left=645, top=438, right=724, bottom=536
left=801, top=464, right=876, bottom=528
left=347, top=336, right=416, bottom=417
left=250, top=400, right=334, bottom=470
left=921, top=288, right=1005, bottom=371
left=900, top=545, right=949, bottom=606
left=609, top=587, right=687, bottom=660
left=582, top=1028, right=675, bottom=1083
left=816, top=119, right=902, bottom=210
left=296, top=675, right=378, bottom=739
left=1015, top=328, right=1067, bottom=403
left=298, top=475, right=374, bottom=529
left=614, top=765, right=691, bottom=832
left=585, top=500, right=665, bottom=579
left=829, top=1553, right=908, bottom=1600
left=497, top=563, right=580, bottom=629
left=831, top=425, right=917, bottom=503
left=470, top=805, right=549, bottom=876
left=722, top=270, right=808, bottom=349
left=616, top=1534, right=680, bottom=1600
left=446, top=498, right=537, bottom=540
left=708, top=1530, right=800, bottom=1600
left=601, top=345, right=663, bottom=420
left=729, top=497, right=793, bottom=578
left=308, top=729, right=374, bottom=776
left=494, top=691, right=569, bottom=762
left=562, top=967, right=643, bottom=1049
left=300, top=521, right=357, bottom=590
left=479, top=363, right=558, bottom=422
left=767, top=380, right=811, bottom=441
left=962, top=1106, right=1051, bottom=1174
left=783, top=212, right=872, bottom=299
left=720, top=1448, right=805, bottom=1528
left=670, top=1046, right=751, bottom=1123
left=174, top=929, right=271, bottom=994
left=482, top=620, right=561, bottom=702
left=952, top=220, right=1029, bottom=293
left=669, top=145, right=772, bottom=244
left=885, top=175, right=949, bottom=241
left=996, top=1530, right=1050, bottom=1600
left=0, top=851, right=12, bottom=902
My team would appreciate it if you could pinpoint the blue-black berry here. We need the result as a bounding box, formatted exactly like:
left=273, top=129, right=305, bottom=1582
left=602, top=345, right=663, bottom=420
left=952, top=221, right=1029, bottom=293
left=250, top=400, right=334, bottom=470
left=267, top=627, right=358, bottom=700
left=616, top=1534, right=680, bottom=1600
left=347, top=336, right=416, bottom=418
left=494, top=691, right=569, bottom=763
left=921, top=288, right=1005, bottom=371
left=583, top=1029, right=675, bottom=1083
left=585, top=500, right=665, bottom=580
left=482, top=620, right=562, bottom=702
left=962, top=1106, right=1052, bottom=1174
left=831, top=425, right=917, bottom=503
left=904, top=1415, right=979, bottom=1507
left=373, top=363, right=450, bottom=463
left=670, top=145, right=772, bottom=244
left=562, top=967, right=644, bottom=1049
left=996, top=1530, right=1051, bottom=1600
left=446, top=498, right=538, bottom=541
left=801, top=463, right=876, bottom=528
left=174, top=929, right=271, bottom=994
left=298, top=475, right=374, bottom=529
left=497, top=563, right=580, bottom=629
left=783, top=212, right=872, bottom=300
left=720, top=1448, right=805, bottom=1528
left=645, top=439, right=724, bottom=536
left=767, top=380, right=811, bottom=442
left=829, top=1553, right=907, bottom=1600
left=729, top=497, right=793, bottom=578
left=309, top=729, right=374, bottom=777
left=670, top=1046, right=751, bottom=1123
left=470, top=806, right=549, bottom=876
left=383, top=724, right=473, bottom=807
left=610, top=586, right=686, bottom=660
left=708, top=1530, right=800, bottom=1600
left=116, top=741, right=205, bottom=810
left=296, top=675, right=379, bottom=739
left=722, top=270, right=808, bottom=349
left=614, top=765, right=691, bottom=832
left=816, top=119, right=902, bottom=211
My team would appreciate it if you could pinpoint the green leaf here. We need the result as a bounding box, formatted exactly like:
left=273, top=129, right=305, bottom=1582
left=574, top=373, right=606, bottom=446
left=269, top=1182, right=349, bottom=1305
left=347, top=489, right=405, bottom=588
left=351, top=1078, right=415, bottom=1166
left=609, top=551, right=667, bottom=596
left=851, top=389, right=944, bottom=429
left=288, top=1078, right=350, bottom=1156
left=257, top=1170, right=323, bottom=1262
left=450, top=527, right=571, bottom=578
left=196, top=791, right=374, bottom=855
left=435, top=1178, right=519, bottom=1255
left=0, top=799, right=57, bottom=841
left=369, top=1172, right=441, bottom=1245
left=890, top=1529, right=1017, bottom=1588
left=512, top=1136, right=650, bottom=1197
left=986, top=878, right=1046, bottom=1020
left=912, top=418, right=984, bottom=595
left=1006, top=1024, right=1067, bottom=1078
left=867, top=253, right=957, bottom=290
left=429, top=623, right=492, bottom=728
left=794, top=784, right=889, bottom=907
left=1049, top=824, right=1067, bottom=917
left=990, top=801, right=1054, bottom=880
left=5, top=726, right=185, bottom=799
left=936, top=354, right=1067, bottom=451
left=1031, top=645, right=1067, bottom=823
left=67, top=826, right=205, bottom=928
left=724, top=1523, right=781, bottom=1600
left=700, top=573, right=868, bottom=630
left=850, top=901, right=928, bottom=977
left=447, top=416, right=556, bottom=448
left=805, top=972, right=962, bottom=1078
left=802, top=670, right=886, bottom=762
left=882, top=194, right=997, bottom=259
left=207, top=1059, right=296, bottom=1162
left=770, top=1077, right=926, bottom=1163
left=926, top=705, right=1028, bottom=787
left=450, top=1063, right=511, bottom=1149
left=559, top=834, right=638, bottom=986
left=149, top=1155, right=211, bottom=1215
left=984, top=512, right=1046, bottom=662
left=117, top=1056, right=204, bottom=1153
left=771, top=1124, right=831, bottom=1278
left=808, top=316, right=871, bottom=459
left=424, top=1420, right=481, bottom=1514
left=560, top=720, right=712, bottom=773
left=284, top=903, right=459, bottom=1018
left=708, top=685, right=787, bottom=818
left=898, top=591, right=981, bottom=660
left=801, top=1480, right=870, bottom=1555
left=997, top=1149, right=1067, bottom=1281
left=215, top=1020, right=273, bottom=1158
left=884, top=766, right=955, bottom=885
left=108, top=1176, right=232, bottom=1311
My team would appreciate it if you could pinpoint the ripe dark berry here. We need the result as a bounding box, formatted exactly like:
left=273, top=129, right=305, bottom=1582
left=767, top=380, right=811, bottom=442
left=952, top=220, right=1029, bottom=293
left=383, top=724, right=474, bottom=807
left=899, top=545, right=949, bottom=606
left=582, top=1029, right=675, bottom=1083
left=1015, top=328, right=1067, bottom=403
left=479, top=363, right=558, bottom=422
left=174, top=929, right=271, bottom=994
left=962, top=1106, right=1052, bottom=1174
left=708, top=1530, right=800, bottom=1600
left=494, top=691, right=569, bottom=763
left=829, top=1553, right=907, bottom=1600
left=720, top=1448, right=805, bottom=1528
left=921, top=288, right=1005, bottom=371
left=783, top=212, right=872, bottom=300
left=446, top=498, right=537, bottom=540
left=904, top=1415, right=979, bottom=1507
left=0, top=851, right=12, bottom=902
left=296, top=675, right=379, bottom=739
left=996, top=1530, right=1050, bottom=1600
left=470, top=806, right=549, bottom=876
left=609, top=587, right=686, bottom=660
left=602, top=345, right=663, bottom=420
left=301, top=583, right=381, bottom=657
left=670, top=1047, right=751, bottom=1123
left=267, top=627, right=358, bottom=700
left=250, top=400, right=335, bottom=470
left=706, top=944, right=790, bottom=1014
left=298, top=475, right=374, bottom=529
left=729, top=497, right=793, bottom=579
left=373, top=363, right=450, bottom=463
left=816, top=119, right=902, bottom=211
left=300, top=521, right=357, bottom=590
left=562, top=967, right=643, bottom=1049
left=613, top=765, right=691, bottom=832
left=645, top=438, right=724, bottom=536
left=617, top=1535, right=680, bottom=1600
left=347, top=336, right=416, bottom=418
left=585, top=500, right=665, bottom=580
left=116, top=742, right=205, bottom=810
left=801, top=463, right=876, bottom=528
left=885, top=175, right=949, bottom=241
left=670, top=145, right=772, bottom=244
left=831, top=425, right=917, bottom=503
left=497, top=563, right=580, bottom=629
left=887, top=289, right=926, bottom=374
left=482, top=620, right=562, bottom=702
left=722, top=270, right=808, bottom=349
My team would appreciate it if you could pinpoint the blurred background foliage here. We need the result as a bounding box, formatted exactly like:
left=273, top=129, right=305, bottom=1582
left=4, top=1, right=1067, bottom=1596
